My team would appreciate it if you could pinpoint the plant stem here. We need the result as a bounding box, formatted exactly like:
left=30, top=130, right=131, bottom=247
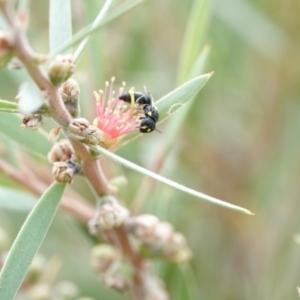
left=0, top=159, right=95, bottom=222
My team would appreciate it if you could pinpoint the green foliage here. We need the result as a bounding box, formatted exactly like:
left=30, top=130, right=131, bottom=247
left=0, top=182, right=66, bottom=300
left=1, top=0, right=300, bottom=299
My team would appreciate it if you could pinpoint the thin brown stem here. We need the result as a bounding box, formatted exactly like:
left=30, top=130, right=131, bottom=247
left=107, top=227, right=146, bottom=300
left=0, top=158, right=95, bottom=222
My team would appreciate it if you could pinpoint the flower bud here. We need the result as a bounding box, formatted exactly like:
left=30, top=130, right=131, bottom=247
left=0, top=31, right=14, bottom=69
left=136, top=222, right=174, bottom=259
left=48, top=139, right=74, bottom=163
left=88, top=197, right=129, bottom=232
left=69, top=118, right=103, bottom=146
left=153, top=222, right=174, bottom=245
left=69, top=118, right=89, bottom=136
left=103, top=273, right=129, bottom=293
left=126, top=215, right=191, bottom=262
left=52, top=160, right=80, bottom=184
left=20, top=114, right=43, bottom=131
left=163, top=232, right=192, bottom=263
left=61, top=78, right=80, bottom=118
left=48, top=54, right=75, bottom=86
left=125, top=214, right=160, bottom=244
left=91, top=244, right=118, bottom=273
left=145, top=276, right=168, bottom=300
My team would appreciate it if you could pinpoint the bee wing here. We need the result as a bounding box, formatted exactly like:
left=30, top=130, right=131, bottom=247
left=143, top=85, right=155, bottom=106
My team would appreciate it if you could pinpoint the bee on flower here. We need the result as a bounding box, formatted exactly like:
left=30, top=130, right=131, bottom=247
left=93, top=77, right=158, bottom=148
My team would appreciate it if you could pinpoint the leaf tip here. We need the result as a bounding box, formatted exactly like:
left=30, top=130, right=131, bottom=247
left=247, top=210, right=255, bottom=216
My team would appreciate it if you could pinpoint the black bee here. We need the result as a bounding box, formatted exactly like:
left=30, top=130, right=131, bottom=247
left=119, top=89, right=160, bottom=133
left=119, top=92, right=151, bottom=106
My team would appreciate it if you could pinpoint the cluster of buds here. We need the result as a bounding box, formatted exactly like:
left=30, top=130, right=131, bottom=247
left=125, top=214, right=192, bottom=263
left=88, top=196, right=129, bottom=232
left=60, top=78, right=81, bottom=118
left=90, top=243, right=169, bottom=298
left=48, top=139, right=74, bottom=163
left=52, top=159, right=80, bottom=184
left=48, top=139, right=80, bottom=184
left=90, top=244, right=130, bottom=293
left=69, top=118, right=103, bottom=146
left=48, top=54, right=75, bottom=86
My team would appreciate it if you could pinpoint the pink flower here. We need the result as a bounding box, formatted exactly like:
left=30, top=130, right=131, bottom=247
left=93, top=78, right=140, bottom=147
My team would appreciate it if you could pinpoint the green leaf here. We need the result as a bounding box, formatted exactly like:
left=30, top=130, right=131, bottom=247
left=161, top=47, right=210, bottom=150
left=0, top=182, right=66, bottom=300
left=0, top=187, right=36, bottom=211
left=49, top=0, right=144, bottom=59
left=156, top=72, right=213, bottom=121
left=0, top=112, right=51, bottom=158
left=146, top=47, right=210, bottom=173
left=116, top=73, right=213, bottom=148
left=73, top=0, right=114, bottom=61
left=0, top=99, right=18, bottom=113
left=49, top=0, right=72, bottom=53
left=91, top=145, right=254, bottom=215
left=177, top=0, right=212, bottom=82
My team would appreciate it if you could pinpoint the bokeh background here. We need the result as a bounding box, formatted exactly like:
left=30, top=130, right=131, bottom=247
left=1, top=0, right=300, bottom=299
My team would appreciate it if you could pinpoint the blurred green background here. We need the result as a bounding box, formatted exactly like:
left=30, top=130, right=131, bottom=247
left=1, top=0, right=300, bottom=299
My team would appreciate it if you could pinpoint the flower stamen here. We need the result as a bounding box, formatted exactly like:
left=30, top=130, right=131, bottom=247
left=93, top=78, right=141, bottom=148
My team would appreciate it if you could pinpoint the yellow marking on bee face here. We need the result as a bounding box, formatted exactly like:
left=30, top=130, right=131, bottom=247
left=147, top=128, right=151, bottom=132
left=148, top=112, right=152, bottom=116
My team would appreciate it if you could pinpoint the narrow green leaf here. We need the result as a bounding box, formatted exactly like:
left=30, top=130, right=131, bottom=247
left=188, top=44, right=211, bottom=79
left=0, top=187, right=36, bottom=211
left=49, top=0, right=72, bottom=53
left=0, top=112, right=51, bottom=158
left=73, top=0, right=114, bottom=61
left=49, top=0, right=144, bottom=59
left=116, top=73, right=213, bottom=148
left=177, top=0, right=212, bottom=82
left=156, top=72, right=212, bottom=121
left=0, top=182, right=66, bottom=300
left=91, top=146, right=254, bottom=215
left=0, top=99, right=18, bottom=113
left=157, top=47, right=211, bottom=156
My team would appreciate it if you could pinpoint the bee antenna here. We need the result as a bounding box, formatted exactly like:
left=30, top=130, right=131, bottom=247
left=155, top=128, right=162, bottom=133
